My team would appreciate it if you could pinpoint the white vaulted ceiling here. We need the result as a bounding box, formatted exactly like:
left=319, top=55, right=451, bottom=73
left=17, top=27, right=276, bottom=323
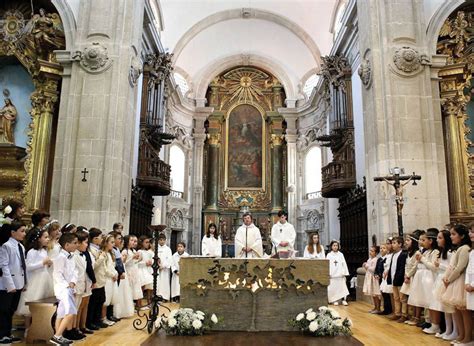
left=159, top=0, right=340, bottom=103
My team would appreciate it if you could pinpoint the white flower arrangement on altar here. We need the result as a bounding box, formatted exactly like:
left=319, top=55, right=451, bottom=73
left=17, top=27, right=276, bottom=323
left=288, top=306, right=352, bottom=337
left=159, top=308, right=220, bottom=336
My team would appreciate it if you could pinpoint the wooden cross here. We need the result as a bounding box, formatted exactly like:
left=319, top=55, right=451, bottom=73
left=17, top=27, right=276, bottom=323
left=81, top=168, right=89, bottom=182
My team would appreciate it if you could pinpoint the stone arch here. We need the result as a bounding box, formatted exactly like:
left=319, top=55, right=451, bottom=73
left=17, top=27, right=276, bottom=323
left=51, top=0, right=77, bottom=50
left=172, top=8, right=322, bottom=66
left=194, top=53, right=297, bottom=103
left=426, top=0, right=465, bottom=55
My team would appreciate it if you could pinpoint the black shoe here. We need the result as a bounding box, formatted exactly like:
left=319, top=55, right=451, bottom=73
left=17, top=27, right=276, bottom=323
left=0, top=337, right=12, bottom=344
left=98, top=322, right=109, bottom=328
left=81, top=328, right=94, bottom=334
left=108, top=316, right=120, bottom=322
left=63, top=329, right=83, bottom=341
left=86, top=324, right=100, bottom=331
left=9, top=336, right=21, bottom=343
left=420, top=322, right=431, bottom=329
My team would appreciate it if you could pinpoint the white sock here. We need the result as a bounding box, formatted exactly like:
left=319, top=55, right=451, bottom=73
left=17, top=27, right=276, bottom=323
left=445, top=313, right=453, bottom=335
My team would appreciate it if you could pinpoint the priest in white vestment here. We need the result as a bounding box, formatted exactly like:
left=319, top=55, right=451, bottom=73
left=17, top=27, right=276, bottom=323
left=271, top=210, right=296, bottom=257
left=235, top=213, right=263, bottom=258
left=157, top=233, right=172, bottom=301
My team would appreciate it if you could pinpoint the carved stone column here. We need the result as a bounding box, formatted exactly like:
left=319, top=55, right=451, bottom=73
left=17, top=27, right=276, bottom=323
left=204, top=114, right=223, bottom=211
left=281, top=112, right=298, bottom=226
left=50, top=0, right=146, bottom=228
left=357, top=0, right=450, bottom=241
left=191, top=109, right=213, bottom=253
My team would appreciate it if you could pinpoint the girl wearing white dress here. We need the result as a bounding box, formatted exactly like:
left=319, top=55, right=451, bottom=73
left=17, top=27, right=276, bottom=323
left=466, top=226, right=474, bottom=310
left=157, top=233, right=172, bottom=301
left=122, top=235, right=143, bottom=303
left=171, top=241, right=189, bottom=302
left=440, top=224, right=471, bottom=344
left=303, top=233, right=326, bottom=259
left=112, top=233, right=134, bottom=318
left=17, top=228, right=53, bottom=330
left=401, top=230, right=421, bottom=325
left=137, top=235, right=154, bottom=298
left=101, top=235, right=119, bottom=316
left=362, top=246, right=381, bottom=313
left=408, top=229, right=440, bottom=331
left=47, top=220, right=62, bottom=261
left=327, top=240, right=349, bottom=306
left=428, top=229, right=455, bottom=338
left=201, top=223, right=222, bottom=257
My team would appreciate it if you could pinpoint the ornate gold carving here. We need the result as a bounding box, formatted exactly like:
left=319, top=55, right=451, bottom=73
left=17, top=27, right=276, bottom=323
left=438, top=11, right=472, bottom=62
left=0, top=7, right=65, bottom=210
left=207, top=133, right=221, bottom=146
left=218, top=189, right=271, bottom=210
left=270, top=134, right=284, bottom=147
left=210, top=67, right=284, bottom=112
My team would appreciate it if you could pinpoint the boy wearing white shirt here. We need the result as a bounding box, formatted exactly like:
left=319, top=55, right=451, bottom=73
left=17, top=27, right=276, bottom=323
left=51, top=233, right=79, bottom=345
left=171, top=242, right=189, bottom=302
left=0, top=221, right=27, bottom=344
left=157, top=233, right=172, bottom=301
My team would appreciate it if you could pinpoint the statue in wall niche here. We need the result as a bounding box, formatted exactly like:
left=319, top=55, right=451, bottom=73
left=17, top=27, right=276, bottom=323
left=0, top=90, right=18, bottom=145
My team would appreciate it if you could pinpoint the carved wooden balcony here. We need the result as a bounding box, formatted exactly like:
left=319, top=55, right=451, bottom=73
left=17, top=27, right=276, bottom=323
left=321, top=160, right=356, bottom=198
left=136, top=136, right=172, bottom=196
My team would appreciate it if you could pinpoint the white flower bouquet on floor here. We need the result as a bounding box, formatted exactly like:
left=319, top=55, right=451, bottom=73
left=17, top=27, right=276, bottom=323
left=159, top=308, right=220, bottom=336
left=288, top=306, right=352, bottom=336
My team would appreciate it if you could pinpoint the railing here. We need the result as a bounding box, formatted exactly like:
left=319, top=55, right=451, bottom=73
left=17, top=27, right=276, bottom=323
left=137, top=144, right=172, bottom=196
left=305, top=191, right=322, bottom=200
left=321, top=160, right=356, bottom=197
left=170, top=190, right=183, bottom=199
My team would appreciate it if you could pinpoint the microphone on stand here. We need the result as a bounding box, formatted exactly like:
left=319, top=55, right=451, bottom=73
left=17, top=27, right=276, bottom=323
left=245, top=226, right=248, bottom=258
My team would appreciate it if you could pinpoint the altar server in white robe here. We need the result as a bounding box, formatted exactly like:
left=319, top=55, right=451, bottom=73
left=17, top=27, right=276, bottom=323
left=235, top=213, right=263, bottom=259
left=171, top=242, right=189, bottom=301
left=201, top=223, right=222, bottom=257
left=157, top=233, right=172, bottom=301
left=327, top=240, right=350, bottom=305
left=271, top=210, right=296, bottom=257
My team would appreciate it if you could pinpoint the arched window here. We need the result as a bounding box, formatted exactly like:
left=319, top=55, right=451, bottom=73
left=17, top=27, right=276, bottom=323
left=170, top=145, right=185, bottom=194
left=303, top=74, right=319, bottom=99
left=305, top=146, right=322, bottom=197
left=174, top=72, right=190, bottom=95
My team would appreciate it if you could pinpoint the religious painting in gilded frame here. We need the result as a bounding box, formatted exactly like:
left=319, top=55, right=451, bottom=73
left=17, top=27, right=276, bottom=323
left=225, top=103, right=265, bottom=190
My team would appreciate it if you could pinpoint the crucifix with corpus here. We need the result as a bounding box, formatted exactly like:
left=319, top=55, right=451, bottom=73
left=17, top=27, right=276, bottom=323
left=374, top=167, right=421, bottom=236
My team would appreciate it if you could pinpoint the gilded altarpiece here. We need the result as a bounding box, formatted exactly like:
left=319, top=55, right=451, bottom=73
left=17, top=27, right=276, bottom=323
left=0, top=2, right=64, bottom=211
left=203, top=67, right=286, bottom=256
left=437, top=7, right=474, bottom=223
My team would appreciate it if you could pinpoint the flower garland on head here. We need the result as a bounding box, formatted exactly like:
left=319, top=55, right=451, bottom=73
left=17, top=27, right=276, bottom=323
left=0, top=205, right=13, bottom=227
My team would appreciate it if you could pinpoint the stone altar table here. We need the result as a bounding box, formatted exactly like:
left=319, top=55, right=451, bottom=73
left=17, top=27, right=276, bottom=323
left=180, top=257, right=329, bottom=331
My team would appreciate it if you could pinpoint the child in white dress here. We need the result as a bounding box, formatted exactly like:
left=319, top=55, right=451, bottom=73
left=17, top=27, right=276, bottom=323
left=303, top=232, right=326, bottom=259
left=466, top=226, right=474, bottom=311
left=157, top=233, right=172, bottom=301
left=201, top=223, right=222, bottom=257
left=171, top=242, right=189, bottom=302
left=408, top=229, right=440, bottom=332
left=122, top=235, right=143, bottom=303
left=326, top=240, right=349, bottom=306
left=17, top=228, right=53, bottom=328
left=138, top=235, right=154, bottom=303
left=362, top=245, right=381, bottom=313
left=401, top=230, right=421, bottom=325
left=112, top=233, right=134, bottom=319
left=101, top=234, right=119, bottom=314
